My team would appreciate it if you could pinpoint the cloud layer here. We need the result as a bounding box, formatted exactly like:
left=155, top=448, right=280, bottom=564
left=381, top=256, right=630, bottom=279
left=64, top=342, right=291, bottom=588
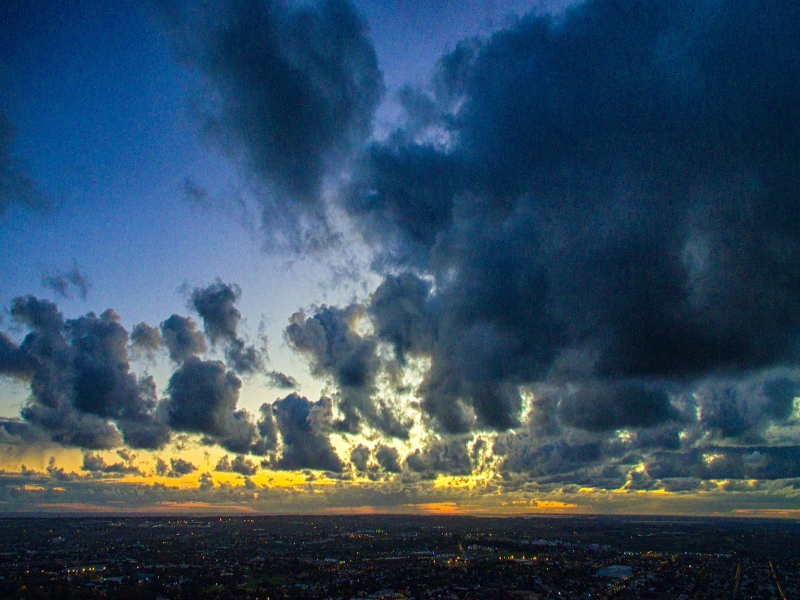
left=3, top=0, right=800, bottom=498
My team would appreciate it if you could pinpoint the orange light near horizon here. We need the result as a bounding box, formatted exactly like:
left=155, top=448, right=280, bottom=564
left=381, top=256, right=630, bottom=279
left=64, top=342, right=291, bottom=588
left=530, top=500, right=578, bottom=509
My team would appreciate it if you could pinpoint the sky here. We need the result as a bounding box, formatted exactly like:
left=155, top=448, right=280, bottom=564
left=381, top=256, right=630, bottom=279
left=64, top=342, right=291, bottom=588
left=1, top=0, right=800, bottom=518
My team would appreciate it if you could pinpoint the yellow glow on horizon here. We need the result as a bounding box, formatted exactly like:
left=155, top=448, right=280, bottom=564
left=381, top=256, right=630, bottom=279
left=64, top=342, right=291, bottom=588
left=403, top=502, right=461, bottom=514
left=530, top=500, right=578, bottom=509
left=432, top=473, right=491, bottom=489
left=88, top=466, right=326, bottom=490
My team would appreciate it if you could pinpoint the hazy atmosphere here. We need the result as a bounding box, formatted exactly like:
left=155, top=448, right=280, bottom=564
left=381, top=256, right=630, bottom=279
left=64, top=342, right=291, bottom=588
left=2, top=0, right=800, bottom=517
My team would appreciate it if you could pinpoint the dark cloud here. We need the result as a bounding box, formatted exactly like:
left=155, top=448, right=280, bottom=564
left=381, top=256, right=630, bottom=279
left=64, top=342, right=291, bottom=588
left=198, top=472, right=214, bottom=491
left=160, top=314, right=207, bottom=363
left=0, top=418, right=46, bottom=445
left=191, top=281, right=265, bottom=374
left=46, top=457, right=76, bottom=482
left=349, top=443, right=370, bottom=472
left=164, top=357, right=250, bottom=449
left=0, top=297, right=169, bottom=450
left=155, top=457, right=198, bottom=477
left=646, top=446, right=800, bottom=482
left=154, top=458, right=168, bottom=476
left=270, top=393, right=344, bottom=472
left=498, top=433, right=609, bottom=479
left=0, top=333, right=34, bottom=379
left=82, top=452, right=142, bottom=476
left=162, top=356, right=267, bottom=455
left=10, top=295, right=64, bottom=333
left=368, top=273, right=434, bottom=364
left=332, top=0, right=800, bottom=443
left=374, top=444, right=401, bottom=473
left=0, top=111, right=50, bottom=216
left=42, top=263, right=91, bottom=300
left=490, top=371, right=800, bottom=486
left=557, top=381, right=682, bottom=433
left=191, top=281, right=242, bottom=344
left=695, top=374, right=800, bottom=442
left=405, top=437, right=472, bottom=477
left=117, top=413, right=172, bottom=451
left=286, top=306, right=411, bottom=438
left=130, top=322, right=162, bottom=353
left=160, top=0, right=383, bottom=249
left=6, top=0, right=800, bottom=493
left=266, top=370, right=298, bottom=389
left=116, top=449, right=135, bottom=462
left=226, top=339, right=264, bottom=374
left=216, top=454, right=258, bottom=476
left=252, top=402, right=278, bottom=456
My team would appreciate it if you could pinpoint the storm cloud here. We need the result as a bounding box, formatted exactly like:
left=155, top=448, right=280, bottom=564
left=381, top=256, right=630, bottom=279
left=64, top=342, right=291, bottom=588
left=331, top=0, right=800, bottom=447
left=249, top=0, right=800, bottom=485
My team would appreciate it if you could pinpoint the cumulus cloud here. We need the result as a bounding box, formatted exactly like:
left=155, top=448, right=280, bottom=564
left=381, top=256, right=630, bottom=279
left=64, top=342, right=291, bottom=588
left=0, top=289, right=297, bottom=463
left=271, top=0, right=800, bottom=489
left=694, top=373, right=800, bottom=442
left=155, top=457, right=198, bottom=477
left=0, top=418, right=47, bottom=445
left=130, top=322, right=162, bottom=353
left=82, top=452, right=142, bottom=476
left=0, top=296, right=169, bottom=450
left=405, top=437, right=473, bottom=478
left=285, top=306, right=411, bottom=438
left=191, top=281, right=265, bottom=374
left=46, top=456, right=76, bottom=481
left=269, top=393, right=344, bottom=472
left=374, top=444, right=401, bottom=473
left=161, top=314, right=207, bottom=363
left=350, top=443, right=370, bottom=472
left=556, top=382, right=683, bottom=433
left=164, top=357, right=248, bottom=448
left=216, top=454, right=258, bottom=476
left=191, top=281, right=242, bottom=343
